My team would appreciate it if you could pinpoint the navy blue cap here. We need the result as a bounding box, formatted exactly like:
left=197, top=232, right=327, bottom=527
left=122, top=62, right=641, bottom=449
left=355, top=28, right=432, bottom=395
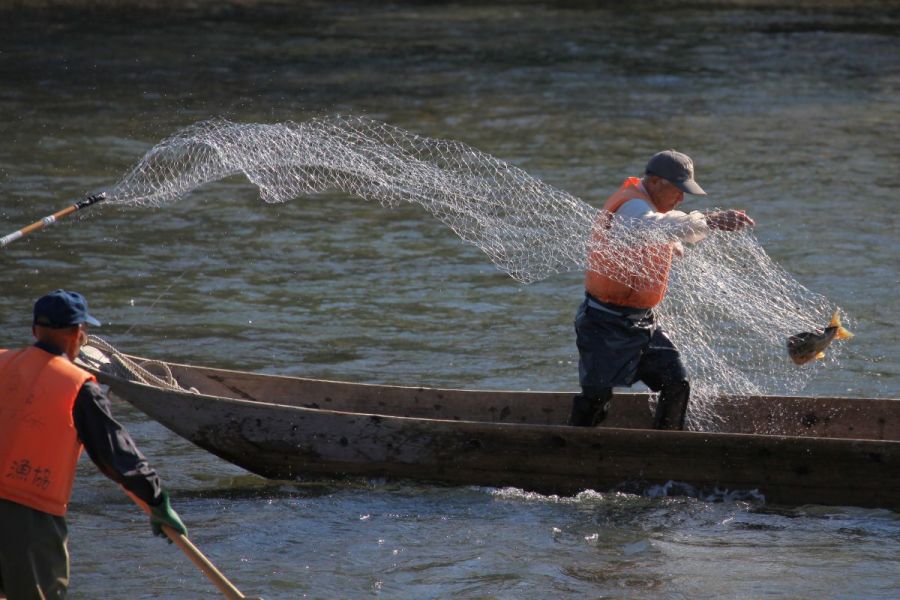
left=33, top=290, right=102, bottom=329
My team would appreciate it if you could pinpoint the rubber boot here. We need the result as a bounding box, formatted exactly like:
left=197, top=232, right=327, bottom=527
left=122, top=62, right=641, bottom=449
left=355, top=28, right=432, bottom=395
left=568, top=387, right=612, bottom=427
left=652, top=381, right=690, bottom=430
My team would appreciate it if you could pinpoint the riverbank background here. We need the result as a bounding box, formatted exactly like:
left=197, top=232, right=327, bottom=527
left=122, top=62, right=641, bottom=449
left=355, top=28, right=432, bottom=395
left=1, top=1, right=898, bottom=598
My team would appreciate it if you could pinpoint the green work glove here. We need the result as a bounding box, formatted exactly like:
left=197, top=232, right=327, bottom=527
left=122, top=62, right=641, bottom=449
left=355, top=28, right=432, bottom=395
left=149, top=490, right=188, bottom=541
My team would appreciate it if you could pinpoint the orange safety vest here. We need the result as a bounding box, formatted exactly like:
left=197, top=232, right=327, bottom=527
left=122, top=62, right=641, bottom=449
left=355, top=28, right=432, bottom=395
left=584, top=177, right=674, bottom=309
left=0, top=346, right=93, bottom=516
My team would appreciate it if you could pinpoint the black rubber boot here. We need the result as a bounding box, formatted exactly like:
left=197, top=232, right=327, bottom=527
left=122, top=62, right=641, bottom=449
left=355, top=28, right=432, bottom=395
left=568, top=387, right=612, bottom=427
left=652, top=381, right=690, bottom=430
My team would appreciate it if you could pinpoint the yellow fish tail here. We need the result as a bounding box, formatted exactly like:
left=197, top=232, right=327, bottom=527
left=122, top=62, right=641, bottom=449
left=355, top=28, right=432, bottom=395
left=835, top=326, right=854, bottom=340
left=828, top=310, right=854, bottom=340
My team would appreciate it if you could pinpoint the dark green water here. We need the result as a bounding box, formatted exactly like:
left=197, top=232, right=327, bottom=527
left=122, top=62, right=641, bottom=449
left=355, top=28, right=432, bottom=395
left=1, top=2, right=898, bottom=598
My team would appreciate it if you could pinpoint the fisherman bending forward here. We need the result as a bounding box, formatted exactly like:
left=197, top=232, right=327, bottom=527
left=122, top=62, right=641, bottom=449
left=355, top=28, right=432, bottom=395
left=569, top=150, right=754, bottom=430
left=0, top=290, right=187, bottom=599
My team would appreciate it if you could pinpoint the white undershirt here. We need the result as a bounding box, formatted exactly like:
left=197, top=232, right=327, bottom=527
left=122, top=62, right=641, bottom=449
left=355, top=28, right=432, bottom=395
left=615, top=198, right=710, bottom=245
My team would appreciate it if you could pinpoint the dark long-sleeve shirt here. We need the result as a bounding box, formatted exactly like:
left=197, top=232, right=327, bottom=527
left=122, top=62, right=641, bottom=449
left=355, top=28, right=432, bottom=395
left=36, top=341, right=162, bottom=506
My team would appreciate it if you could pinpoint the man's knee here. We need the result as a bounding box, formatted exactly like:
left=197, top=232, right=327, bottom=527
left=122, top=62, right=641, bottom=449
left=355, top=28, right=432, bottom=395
left=568, top=387, right=612, bottom=427
left=652, top=380, right=690, bottom=430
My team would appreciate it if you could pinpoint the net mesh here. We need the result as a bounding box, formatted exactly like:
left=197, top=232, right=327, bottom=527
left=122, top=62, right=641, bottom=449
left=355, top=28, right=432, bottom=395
left=105, top=116, right=841, bottom=430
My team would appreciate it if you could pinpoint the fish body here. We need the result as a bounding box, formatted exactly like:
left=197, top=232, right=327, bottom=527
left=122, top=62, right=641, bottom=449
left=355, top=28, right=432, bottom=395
left=787, top=310, right=853, bottom=365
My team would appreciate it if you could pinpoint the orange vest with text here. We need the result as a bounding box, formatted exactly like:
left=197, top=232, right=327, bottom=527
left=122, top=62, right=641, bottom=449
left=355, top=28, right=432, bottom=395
left=0, top=346, right=93, bottom=516
left=584, top=177, right=674, bottom=309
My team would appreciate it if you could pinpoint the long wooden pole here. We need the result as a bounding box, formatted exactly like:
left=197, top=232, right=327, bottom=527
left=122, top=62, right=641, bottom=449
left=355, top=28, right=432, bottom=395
left=1, top=192, right=107, bottom=247
left=161, top=525, right=262, bottom=600
left=129, top=493, right=263, bottom=600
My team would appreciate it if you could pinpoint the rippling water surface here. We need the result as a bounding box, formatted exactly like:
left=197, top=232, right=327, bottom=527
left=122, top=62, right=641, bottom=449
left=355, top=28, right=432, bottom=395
left=1, top=1, right=898, bottom=598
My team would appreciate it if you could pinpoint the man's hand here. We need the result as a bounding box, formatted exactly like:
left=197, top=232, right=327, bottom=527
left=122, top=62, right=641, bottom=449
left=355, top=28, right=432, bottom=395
left=705, top=209, right=755, bottom=231
left=149, top=490, right=188, bottom=541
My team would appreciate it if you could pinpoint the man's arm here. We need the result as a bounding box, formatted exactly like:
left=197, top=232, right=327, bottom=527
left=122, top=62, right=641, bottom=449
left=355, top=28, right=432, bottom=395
left=72, top=381, right=162, bottom=506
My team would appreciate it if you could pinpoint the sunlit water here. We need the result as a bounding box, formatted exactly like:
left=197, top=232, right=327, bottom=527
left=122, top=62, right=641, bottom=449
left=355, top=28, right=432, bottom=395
left=1, top=1, right=898, bottom=598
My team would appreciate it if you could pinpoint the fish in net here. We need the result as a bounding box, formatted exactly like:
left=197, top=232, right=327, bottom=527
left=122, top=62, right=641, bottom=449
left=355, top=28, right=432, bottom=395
left=103, top=115, right=843, bottom=430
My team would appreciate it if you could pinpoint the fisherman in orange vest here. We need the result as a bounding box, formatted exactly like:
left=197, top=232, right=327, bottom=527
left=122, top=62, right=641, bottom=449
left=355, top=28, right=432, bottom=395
left=0, top=290, right=187, bottom=599
left=569, top=150, right=754, bottom=429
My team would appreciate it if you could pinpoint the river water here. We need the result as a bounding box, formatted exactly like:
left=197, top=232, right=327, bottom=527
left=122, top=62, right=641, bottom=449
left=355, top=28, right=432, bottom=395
left=1, top=1, right=898, bottom=598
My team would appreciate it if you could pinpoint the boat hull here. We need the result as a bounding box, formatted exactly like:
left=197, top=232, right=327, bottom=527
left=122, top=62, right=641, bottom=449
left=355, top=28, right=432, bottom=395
left=92, top=361, right=900, bottom=510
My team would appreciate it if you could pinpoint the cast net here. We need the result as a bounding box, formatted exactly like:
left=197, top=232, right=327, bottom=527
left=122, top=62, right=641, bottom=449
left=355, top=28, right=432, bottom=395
left=104, top=116, right=841, bottom=430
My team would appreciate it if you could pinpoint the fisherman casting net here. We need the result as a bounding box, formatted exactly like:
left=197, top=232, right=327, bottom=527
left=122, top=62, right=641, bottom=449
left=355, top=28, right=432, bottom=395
left=104, top=116, right=840, bottom=430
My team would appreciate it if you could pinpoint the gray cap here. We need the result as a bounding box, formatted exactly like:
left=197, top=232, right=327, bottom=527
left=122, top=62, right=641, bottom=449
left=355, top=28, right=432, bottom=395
left=645, top=150, right=706, bottom=195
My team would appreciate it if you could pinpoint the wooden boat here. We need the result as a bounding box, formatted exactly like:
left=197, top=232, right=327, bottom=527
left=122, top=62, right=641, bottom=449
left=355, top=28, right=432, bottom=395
left=78, top=346, right=899, bottom=510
